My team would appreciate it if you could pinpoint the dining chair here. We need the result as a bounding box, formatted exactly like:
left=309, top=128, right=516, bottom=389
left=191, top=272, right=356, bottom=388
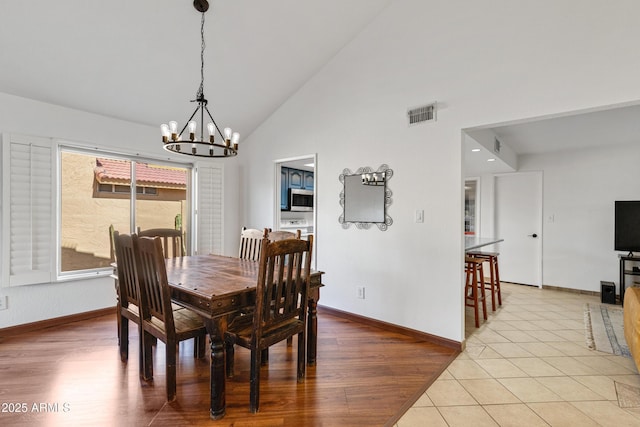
left=224, top=235, right=313, bottom=413
left=137, top=228, right=186, bottom=258
left=239, top=227, right=268, bottom=261
left=134, top=235, right=207, bottom=402
left=113, top=231, right=144, bottom=373
left=267, top=228, right=302, bottom=351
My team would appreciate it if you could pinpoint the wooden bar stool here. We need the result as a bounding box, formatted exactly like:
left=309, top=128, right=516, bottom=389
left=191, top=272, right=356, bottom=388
left=468, top=251, right=502, bottom=311
left=465, top=256, right=487, bottom=328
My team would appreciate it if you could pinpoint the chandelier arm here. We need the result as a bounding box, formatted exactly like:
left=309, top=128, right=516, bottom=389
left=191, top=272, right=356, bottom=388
left=204, top=105, right=226, bottom=140
left=177, top=106, right=202, bottom=139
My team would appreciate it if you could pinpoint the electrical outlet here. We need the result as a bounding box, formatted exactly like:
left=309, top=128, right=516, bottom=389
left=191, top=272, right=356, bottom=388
left=0, top=295, right=7, bottom=310
left=357, top=286, right=365, bottom=299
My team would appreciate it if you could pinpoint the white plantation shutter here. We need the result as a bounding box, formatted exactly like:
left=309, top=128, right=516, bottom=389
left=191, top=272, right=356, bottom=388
left=196, top=164, right=223, bottom=255
left=2, top=134, right=55, bottom=286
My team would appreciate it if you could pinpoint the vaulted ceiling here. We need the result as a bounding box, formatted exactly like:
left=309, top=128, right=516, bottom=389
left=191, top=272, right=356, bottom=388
left=2, top=0, right=638, bottom=171
left=0, top=0, right=392, bottom=139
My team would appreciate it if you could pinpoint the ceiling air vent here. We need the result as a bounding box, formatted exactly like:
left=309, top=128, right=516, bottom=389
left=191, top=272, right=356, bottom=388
left=494, top=137, right=501, bottom=153
left=407, top=102, right=436, bottom=126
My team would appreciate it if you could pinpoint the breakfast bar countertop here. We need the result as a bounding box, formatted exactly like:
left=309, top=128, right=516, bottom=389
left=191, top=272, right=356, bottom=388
left=464, top=236, right=504, bottom=252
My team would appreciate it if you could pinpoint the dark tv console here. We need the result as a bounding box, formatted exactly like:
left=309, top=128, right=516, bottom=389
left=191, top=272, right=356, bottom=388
left=620, top=254, right=640, bottom=306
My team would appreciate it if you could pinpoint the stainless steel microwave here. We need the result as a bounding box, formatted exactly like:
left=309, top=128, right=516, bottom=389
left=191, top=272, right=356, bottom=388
left=289, top=189, right=314, bottom=211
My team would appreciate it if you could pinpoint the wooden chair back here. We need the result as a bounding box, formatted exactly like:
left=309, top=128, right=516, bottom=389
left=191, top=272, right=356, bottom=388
left=134, top=236, right=176, bottom=333
left=113, top=231, right=141, bottom=310
left=239, top=227, right=268, bottom=261
left=137, top=228, right=185, bottom=258
left=255, top=235, right=313, bottom=344
left=113, top=231, right=145, bottom=369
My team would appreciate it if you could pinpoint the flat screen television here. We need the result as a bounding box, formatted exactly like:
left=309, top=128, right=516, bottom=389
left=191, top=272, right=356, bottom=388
left=615, top=201, right=640, bottom=255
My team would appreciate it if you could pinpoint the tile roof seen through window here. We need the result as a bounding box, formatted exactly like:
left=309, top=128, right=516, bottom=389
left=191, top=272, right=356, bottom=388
left=95, top=158, right=186, bottom=187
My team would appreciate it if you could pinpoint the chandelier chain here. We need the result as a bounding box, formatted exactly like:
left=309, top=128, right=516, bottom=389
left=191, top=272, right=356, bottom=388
left=197, top=12, right=206, bottom=99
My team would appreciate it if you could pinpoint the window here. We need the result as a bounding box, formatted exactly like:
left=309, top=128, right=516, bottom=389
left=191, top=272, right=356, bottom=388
left=2, top=133, right=224, bottom=286
left=60, top=150, right=189, bottom=274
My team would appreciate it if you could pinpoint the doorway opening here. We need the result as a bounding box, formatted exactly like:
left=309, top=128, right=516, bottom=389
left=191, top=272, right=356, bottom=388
left=274, top=154, right=317, bottom=268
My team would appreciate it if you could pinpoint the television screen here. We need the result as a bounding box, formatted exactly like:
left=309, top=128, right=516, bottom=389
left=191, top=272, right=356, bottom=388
left=615, top=201, right=640, bottom=254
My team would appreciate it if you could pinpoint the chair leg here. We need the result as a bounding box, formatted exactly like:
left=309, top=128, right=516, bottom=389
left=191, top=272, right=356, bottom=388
left=116, top=304, right=121, bottom=345
left=261, top=348, right=269, bottom=366
left=486, top=258, right=497, bottom=311
left=137, top=324, right=144, bottom=377
left=249, top=348, right=262, bottom=413
left=494, top=257, right=502, bottom=306
left=297, top=332, right=306, bottom=383
left=287, top=336, right=293, bottom=347
left=166, top=339, right=177, bottom=402
left=119, top=316, right=129, bottom=362
left=142, top=330, right=154, bottom=380
left=478, top=262, right=487, bottom=320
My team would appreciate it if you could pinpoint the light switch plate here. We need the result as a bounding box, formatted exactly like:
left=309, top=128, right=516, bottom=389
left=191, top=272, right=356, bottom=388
left=415, top=209, right=424, bottom=223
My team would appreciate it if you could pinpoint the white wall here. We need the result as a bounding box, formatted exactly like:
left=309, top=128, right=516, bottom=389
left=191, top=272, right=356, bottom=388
left=238, top=0, right=640, bottom=343
left=0, top=92, right=241, bottom=328
left=519, top=142, right=640, bottom=292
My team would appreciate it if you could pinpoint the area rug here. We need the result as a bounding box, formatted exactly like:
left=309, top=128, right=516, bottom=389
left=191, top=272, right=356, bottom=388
left=584, top=303, right=631, bottom=358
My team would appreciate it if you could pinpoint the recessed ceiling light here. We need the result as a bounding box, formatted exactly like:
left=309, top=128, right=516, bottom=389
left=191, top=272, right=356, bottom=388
left=304, top=162, right=315, bottom=168
left=487, top=158, right=496, bottom=162
left=471, top=148, right=481, bottom=152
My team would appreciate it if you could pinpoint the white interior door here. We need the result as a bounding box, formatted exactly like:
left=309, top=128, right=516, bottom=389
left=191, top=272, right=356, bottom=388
left=494, top=172, right=543, bottom=287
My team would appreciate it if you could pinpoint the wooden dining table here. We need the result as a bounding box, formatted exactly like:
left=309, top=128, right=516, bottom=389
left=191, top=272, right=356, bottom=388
left=164, top=254, right=324, bottom=420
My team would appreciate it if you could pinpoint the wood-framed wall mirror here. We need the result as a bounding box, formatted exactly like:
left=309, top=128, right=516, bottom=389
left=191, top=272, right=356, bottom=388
left=339, top=164, right=393, bottom=231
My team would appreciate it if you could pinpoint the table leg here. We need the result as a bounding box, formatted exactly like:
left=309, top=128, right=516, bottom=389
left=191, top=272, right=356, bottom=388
left=307, top=289, right=319, bottom=366
left=204, top=319, right=226, bottom=420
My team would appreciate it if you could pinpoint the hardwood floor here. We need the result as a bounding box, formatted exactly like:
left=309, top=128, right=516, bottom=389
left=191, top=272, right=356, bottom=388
left=0, top=309, right=458, bottom=426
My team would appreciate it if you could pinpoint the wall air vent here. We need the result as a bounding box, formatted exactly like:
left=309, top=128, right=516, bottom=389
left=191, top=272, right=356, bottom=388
left=407, top=102, right=436, bottom=126
left=494, top=137, right=501, bottom=153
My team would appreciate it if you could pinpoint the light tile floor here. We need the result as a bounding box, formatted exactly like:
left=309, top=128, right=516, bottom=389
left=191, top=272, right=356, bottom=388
left=397, top=282, right=640, bottom=426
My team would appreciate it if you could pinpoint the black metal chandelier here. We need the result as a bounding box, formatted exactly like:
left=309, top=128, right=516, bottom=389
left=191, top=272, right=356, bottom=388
left=161, top=0, right=239, bottom=158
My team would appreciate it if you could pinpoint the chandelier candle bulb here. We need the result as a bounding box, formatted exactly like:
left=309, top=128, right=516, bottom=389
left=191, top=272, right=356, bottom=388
left=169, top=121, right=178, bottom=141
left=188, top=121, right=197, bottom=140
left=160, top=124, right=170, bottom=143
left=232, top=132, right=240, bottom=150
left=207, top=123, right=215, bottom=142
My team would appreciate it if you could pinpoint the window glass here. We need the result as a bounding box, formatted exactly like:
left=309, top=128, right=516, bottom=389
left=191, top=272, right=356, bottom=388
left=60, top=150, right=190, bottom=274
left=134, top=162, right=188, bottom=244
left=60, top=152, right=131, bottom=272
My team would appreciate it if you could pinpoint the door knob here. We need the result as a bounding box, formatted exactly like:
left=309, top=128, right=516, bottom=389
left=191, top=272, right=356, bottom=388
left=528, top=233, right=538, bottom=238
